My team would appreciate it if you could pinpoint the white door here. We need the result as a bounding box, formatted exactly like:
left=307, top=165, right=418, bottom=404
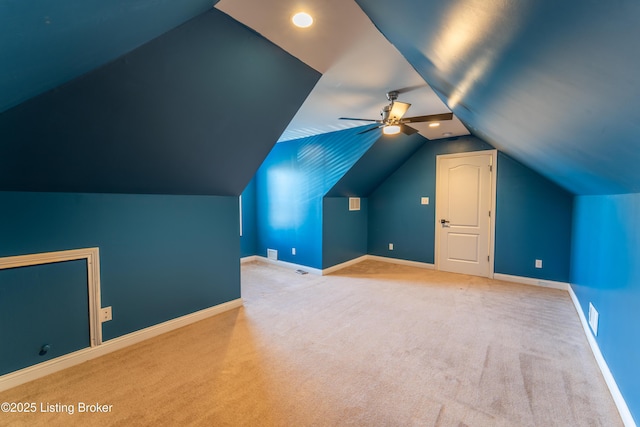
left=436, top=151, right=495, bottom=277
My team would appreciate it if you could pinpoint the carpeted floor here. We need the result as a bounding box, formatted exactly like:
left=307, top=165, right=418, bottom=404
left=0, top=260, right=622, bottom=426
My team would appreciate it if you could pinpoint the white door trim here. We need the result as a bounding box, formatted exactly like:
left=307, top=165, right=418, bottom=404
left=434, top=149, right=497, bottom=278
left=0, top=248, right=103, bottom=346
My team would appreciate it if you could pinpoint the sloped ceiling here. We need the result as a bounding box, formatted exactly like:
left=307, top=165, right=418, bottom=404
left=355, top=0, right=640, bottom=195
left=326, top=132, right=428, bottom=197
left=0, top=7, right=320, bottom=195
left=0, top=0, right=217, bottom=113
left=216, top=0, right=469, bottom=142
left=3, top=0, right=639, bottom=196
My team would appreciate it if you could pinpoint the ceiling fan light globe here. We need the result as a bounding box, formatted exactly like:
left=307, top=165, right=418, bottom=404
left=383, top=125, right=401, bottom=135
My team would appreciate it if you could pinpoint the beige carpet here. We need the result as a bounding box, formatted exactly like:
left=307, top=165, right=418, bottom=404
left=0, top=260, right=622, bottom=426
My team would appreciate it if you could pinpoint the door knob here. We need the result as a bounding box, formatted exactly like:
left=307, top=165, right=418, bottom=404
left=440, top=219, right=450, bottom=227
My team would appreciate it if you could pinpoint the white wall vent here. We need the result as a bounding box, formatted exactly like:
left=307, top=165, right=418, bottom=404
left=349, top=197, right=361, bottom=211
left=267, top=249, right=278, bottom=260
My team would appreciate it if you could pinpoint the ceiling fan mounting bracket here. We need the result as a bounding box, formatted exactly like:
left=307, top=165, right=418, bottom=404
left=386, top=91, right=399, bottom=102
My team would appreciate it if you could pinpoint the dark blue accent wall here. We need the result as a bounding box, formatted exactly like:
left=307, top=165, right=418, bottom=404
left=368, top=136, right=573, bottom=283
left=0, top=9, right=320, bottom=196
left=254, top=127, right=380, bottom=269
left=0, top=191, right=240, bottom=349
left=571, top=194, right=640, bottom=422
left=0, top=260, right=90, bottom=375
left=495, top=153, right=573, bottom=282
left=326, top=133, right=427, bottom=197
left=241, top=177, right=258, bottom=258
left=323, top=198, right=368, bottom=269
left=0, top=0, right=217, bottom=112
left=368, top=136, right=493, bottom=263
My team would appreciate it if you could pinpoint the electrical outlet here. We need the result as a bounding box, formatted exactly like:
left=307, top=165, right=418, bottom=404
left=100, top=306, right=112, bottom=322
left=389, top=243, right=394, bottom=250
left=421, top=197, right=429, bottom=205
left=588, top=302, right=599, bottom=336
left=292, top=248, right=296, bottom=255
left=535, top=259, right=543, bottom=268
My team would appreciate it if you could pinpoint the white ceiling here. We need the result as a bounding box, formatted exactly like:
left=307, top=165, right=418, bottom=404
left=215, top=0, right=469, bottom=142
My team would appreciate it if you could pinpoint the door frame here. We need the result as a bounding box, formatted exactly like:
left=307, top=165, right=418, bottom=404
left=434, top=149, right=497, bottom=278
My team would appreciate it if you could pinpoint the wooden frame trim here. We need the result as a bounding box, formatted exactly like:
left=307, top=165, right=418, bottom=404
left=0, top=248, right=103, bottom=346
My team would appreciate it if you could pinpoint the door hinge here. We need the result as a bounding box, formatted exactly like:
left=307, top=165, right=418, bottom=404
left=489, top=165, right=493, bottom=172
left=488, top=210, right=491, bottom=218
left=487, top=255, right=490, bottom=262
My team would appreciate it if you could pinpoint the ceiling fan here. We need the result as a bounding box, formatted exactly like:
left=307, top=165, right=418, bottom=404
left=339, top=90, right=453, bottom=135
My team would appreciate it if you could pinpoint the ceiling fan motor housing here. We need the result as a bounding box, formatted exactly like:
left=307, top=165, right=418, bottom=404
left=381, top=104, right=391, bottom=122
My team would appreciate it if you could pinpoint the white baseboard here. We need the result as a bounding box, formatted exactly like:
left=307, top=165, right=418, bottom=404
left=493, top=273, right=569, bottom=291
left=0, top=298, right=243, bottom=393
left=365, top=255, right=435, bottom=270
left=256, top=256, right=323, bottom=275
left=567, top=287, right=636, bottom=427
left=322, top=255, right=369, bottom=275
left=251, top=257, right=568, bottom=288
left=251, top=254, right=435, bottom=276
left=243, top=257, right=636, bottom=424
left=241, top=255, right=259, bottom=264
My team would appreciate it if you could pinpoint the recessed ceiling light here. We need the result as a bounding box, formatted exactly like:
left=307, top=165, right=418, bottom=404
left=429, top=122, right=440, bottom=128
left=292, top=12, right=313, bottom=28
left=442, top=132, right=453, bottom=137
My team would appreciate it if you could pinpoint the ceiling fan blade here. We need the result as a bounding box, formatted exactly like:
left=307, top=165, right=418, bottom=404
left=402, top=112, right=454, bottom=123
left=392, top=84, right=427, bottom=95
left=388, top=101, right=411, bottom=121
left=357, top=124, right=383, bottom=135
left=401, top=125, right=419, bottom=135
left=339, top=117, right=378, bottom=122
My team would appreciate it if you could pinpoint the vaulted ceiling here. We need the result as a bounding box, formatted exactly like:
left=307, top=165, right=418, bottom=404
left=215, top=0, right=469, bottom=142
left=354, top=0, right=640, bottom=195
left=2, top=0, right=639, bottom=196
left=0, top=0, right=215, bottom=113
left=0, top=2, right=320, bottom=195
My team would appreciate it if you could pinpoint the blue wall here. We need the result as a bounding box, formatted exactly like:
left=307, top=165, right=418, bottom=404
left=495, top=153, right=573, bottom=282
left=255, top=132, right=574, bottom=280
left=0, top=192, right=240, bottom=353
left=323, top=198, right=368, bottom=269
left=0, top=260, right=90, bottom=375
left=367, top=136, right=573, bottom=283
left=368, top=136, right=493, bottom=263
left=254, top=127, right=380, bottom=269
left=571, top=194, right=640, bottom=422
